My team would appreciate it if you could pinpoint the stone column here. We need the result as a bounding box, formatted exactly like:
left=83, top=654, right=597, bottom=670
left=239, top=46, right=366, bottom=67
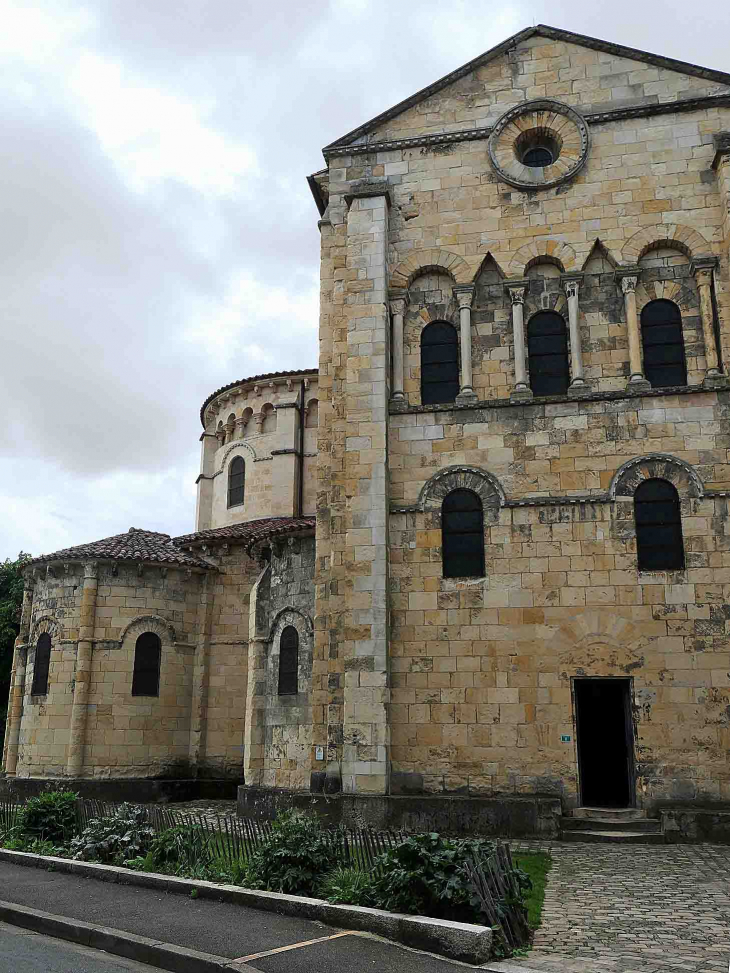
left=270, top=402, right=299, bottom=516
left=713, top=135, right=730, bottom=372
left=454, top=284, right=477, bottom=404
left=188, top=572, right=214, bottom=774
left=66, top=561, right=98, bottom=778
left=564, top=275, right=588, bottom=395
left=692, top=257, right=725, bottom=387
left=618, top=272, right=650, bottom=391
left=243, top=565, right=269, bottom=787
left=506, top=281, right=532, bottom=402
left=339, top=187, right=391, bottom=796
left=235, top=417, right=246, bottom=440
left=389, top=292, right=407, bottom=404
left=195, top=432, right=218, bottom=531
left=3, top=578, right=34, bottom=776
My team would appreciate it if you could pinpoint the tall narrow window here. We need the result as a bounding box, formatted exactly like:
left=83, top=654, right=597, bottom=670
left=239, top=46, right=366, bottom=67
left=641, top=299, right=687, bottom=388
left=527, top=311, right=569, bottom=396
left=278, top=626, right=299, bottom=695
left=227, top=455, right=245, bottom=507
left=442, top=489, right=485, bottom=579
left=634, top=478, right=685, bottom=571
left=31, top=633, right=51, bottom=696
left=421, top=321, right=459, bottom=405
left=131, top=632, right=161, bottom=697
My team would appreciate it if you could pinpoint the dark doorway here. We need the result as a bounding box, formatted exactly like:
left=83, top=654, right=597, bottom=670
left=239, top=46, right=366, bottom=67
left=574, top=678, right=635, bottom=808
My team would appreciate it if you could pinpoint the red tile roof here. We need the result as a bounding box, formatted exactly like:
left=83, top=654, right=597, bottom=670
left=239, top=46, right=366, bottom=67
left=175, top=516, right=316, bottom=553
left=25, top=528, right=212, bottom=569
left=199, top=369, right=318, bottom=427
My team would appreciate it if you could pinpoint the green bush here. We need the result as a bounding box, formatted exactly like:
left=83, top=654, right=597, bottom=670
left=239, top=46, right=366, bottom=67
left=17, top=791, right=78, bottom=846
left=368, top=833, right=496, bottom=923
left=318, top=866, right=374, bottom=906
left=241, top=810, right=341, bottom=895
left=70, top=804, right=155, bottom=865
left=148, top=825, right=212, bottom=877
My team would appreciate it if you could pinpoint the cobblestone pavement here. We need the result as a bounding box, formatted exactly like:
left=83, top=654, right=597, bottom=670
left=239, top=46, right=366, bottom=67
left=509, top=842, right=730, bottom=973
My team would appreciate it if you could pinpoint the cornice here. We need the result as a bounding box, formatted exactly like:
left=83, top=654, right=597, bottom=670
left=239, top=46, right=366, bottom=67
left=323, top=93, right=730, bottom=161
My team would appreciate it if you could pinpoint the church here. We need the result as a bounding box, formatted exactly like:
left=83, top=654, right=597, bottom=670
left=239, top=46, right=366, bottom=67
left=4, top=25, right=730, bottom=840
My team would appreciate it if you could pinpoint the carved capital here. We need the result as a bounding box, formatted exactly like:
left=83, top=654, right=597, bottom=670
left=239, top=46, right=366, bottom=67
left=691, top=256, right=718, bottom=284
left=507, top=286, right=526, bottom=306
left=389, top=297, right=408, bottom=317
left=620, top=275, right=638, bottom=295
left=564, top=279, right=580, bottom=300
left=453, top=284, right=475, bottom=309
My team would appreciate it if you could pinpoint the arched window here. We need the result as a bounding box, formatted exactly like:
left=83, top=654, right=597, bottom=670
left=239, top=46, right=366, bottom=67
left=31, top=633, right=51, bottom=696
left=442, top=489, right=485, bottom=579
left=634, top=478, right=685, bottom=571
left=527, top=312, right=569, bottom=397
left=421, top=321, right=459, bottom=405
left=278, top=626, right=299, bottom=696
left=227, top=455, right=245, bottom=508
left=131, top=632, right=161, bottom=697
left=641, top=300, right=687, bottom=388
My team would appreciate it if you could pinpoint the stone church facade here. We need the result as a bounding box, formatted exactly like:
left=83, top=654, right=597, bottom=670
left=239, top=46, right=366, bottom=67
left=4, top=25, right=730, bottom=834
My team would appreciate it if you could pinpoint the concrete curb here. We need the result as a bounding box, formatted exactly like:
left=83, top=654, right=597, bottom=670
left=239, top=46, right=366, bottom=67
left=0, top=848, right=493, bottom=964
left=0, top=898, right=257, bottom=972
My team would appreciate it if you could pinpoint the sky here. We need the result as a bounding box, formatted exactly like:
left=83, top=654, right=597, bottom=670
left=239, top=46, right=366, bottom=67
left=1, top=0, right=729, bottom=560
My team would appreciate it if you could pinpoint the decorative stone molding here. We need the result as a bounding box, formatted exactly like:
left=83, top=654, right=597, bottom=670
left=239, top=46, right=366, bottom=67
left=217, top=441, right=257, bottom=471
left=390, top=248, right=473, bottom=290
left=118, top=615, right=178, bottom=646
left=488, top=100, right=590, bottom=190
left=417, top=465, right=504, bottom=512
left=609, top=454, right=704, bottom=500
left=622, top=224, right=710, bottom=264
left=29, top=615, right=63, bottom=644
left=504, top=280, right=532, bottom=401
left=507, top=239, right=578, bottom=278
left=267, top=606, right=314, bottom=644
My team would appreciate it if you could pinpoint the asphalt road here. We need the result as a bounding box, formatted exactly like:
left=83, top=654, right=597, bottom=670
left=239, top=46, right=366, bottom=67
left=0, top=919, right=159, bottom=973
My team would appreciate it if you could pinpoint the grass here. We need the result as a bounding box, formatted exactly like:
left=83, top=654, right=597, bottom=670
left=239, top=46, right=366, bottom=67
left=514, top=852, right=552, bottom=930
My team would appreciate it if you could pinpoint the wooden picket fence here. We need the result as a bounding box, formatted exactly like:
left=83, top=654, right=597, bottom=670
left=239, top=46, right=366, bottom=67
left=0, top=796, right=530, bottom=949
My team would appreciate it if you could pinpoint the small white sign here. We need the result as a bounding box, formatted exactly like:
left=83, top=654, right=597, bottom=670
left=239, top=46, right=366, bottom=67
left=315, top=746, right=324, bottom=761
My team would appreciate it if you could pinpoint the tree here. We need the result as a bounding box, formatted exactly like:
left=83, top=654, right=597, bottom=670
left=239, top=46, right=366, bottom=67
left=0, top=554, right=30, bottom=752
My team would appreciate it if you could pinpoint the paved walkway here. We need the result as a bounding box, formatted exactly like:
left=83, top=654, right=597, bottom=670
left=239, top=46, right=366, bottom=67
left=512, top=842, right=730, bottom=973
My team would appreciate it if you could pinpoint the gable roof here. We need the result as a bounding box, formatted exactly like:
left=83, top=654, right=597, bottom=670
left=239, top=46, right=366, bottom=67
left=175, top=516, right=315, bottom=555
left=24, top=528, right=212, bottom=570
left=324, top=24, right=730, bottom=151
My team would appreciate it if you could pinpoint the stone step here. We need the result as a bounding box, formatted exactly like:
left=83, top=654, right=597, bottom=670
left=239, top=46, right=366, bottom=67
left=570, top=806, right=648, bottom=821
left=560, top=828, right=666, bottom=844
left=561, top=815, right=662, bottom=833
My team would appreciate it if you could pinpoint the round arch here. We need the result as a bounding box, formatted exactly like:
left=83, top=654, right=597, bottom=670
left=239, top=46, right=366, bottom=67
left=390, top=248, right=474, bottom=290
left=622, top=224, right=711, bottom=264
left=418, top=465, right=504, bottom=512
left=609, top=454, right=704, bottom=500
left=507, top=239, right=578, bottom=277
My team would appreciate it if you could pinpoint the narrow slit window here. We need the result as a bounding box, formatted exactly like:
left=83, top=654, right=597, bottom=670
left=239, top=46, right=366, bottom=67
left=641, top=299, right=687, bottom=388
left=131, top=632, right=161, bottom=697
left=278, top=626, right=299, bottom=696
left=442, top=489, right=485, bottom=579
left=421, top=321, right=459, bottom=405
left=227, top=455, right=245, bottom=508
left=527, top=311, right=569, bottom=397
left=634, top=478, right=685, bottom=572
left=31, top=633, right=51, bottom=696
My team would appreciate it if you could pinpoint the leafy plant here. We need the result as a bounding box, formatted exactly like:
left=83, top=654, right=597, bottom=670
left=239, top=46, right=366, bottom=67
left=241, top=810, right=341, bottom=895
left=148, top=825, right=212, bottom=877
left=70, top=804, right=155, bottom=865
left=17, top=791, right=78, bottom=846
left=368, top=833, right=496, bottom=923
left=318, top=866, right=374, bottom=906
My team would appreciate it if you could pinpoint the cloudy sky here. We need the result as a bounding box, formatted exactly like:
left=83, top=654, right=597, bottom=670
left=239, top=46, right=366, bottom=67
left=1, top=0, right=729, bottom=560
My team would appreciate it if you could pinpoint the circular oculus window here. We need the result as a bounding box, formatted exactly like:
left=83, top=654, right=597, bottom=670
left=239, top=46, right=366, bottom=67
left=488, top=100, right=590, bottom=189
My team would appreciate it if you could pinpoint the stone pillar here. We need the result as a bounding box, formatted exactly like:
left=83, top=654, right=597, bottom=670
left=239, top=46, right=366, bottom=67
left=235, top=417, right=246, bottom=440
left=195, top=432, right=218, bottom=531
left=692, top=257, right=725, bottom=387
left=243, top=565, right=269, bottom=787
left=3, top=578, right=33, bottom=776
left=564, top=275, right=588, bottom=395
left=188, top=572, right=214, bottom=774
left=270, top=402, right=299, bottom=517
left=255, top=412, right=264, bottom=434
left=453, top=284, right=477, bottom=404
left=339, top=187, right=391, bottom=795
left=618, top=272, right=650, bottom=391
left=506, top=281, right=532, bottom=402
left=66, top=562, right=98, bottom=778
left=389, top=292, right=407, bottom=403
left=713, top=136, right=730, bottom=372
